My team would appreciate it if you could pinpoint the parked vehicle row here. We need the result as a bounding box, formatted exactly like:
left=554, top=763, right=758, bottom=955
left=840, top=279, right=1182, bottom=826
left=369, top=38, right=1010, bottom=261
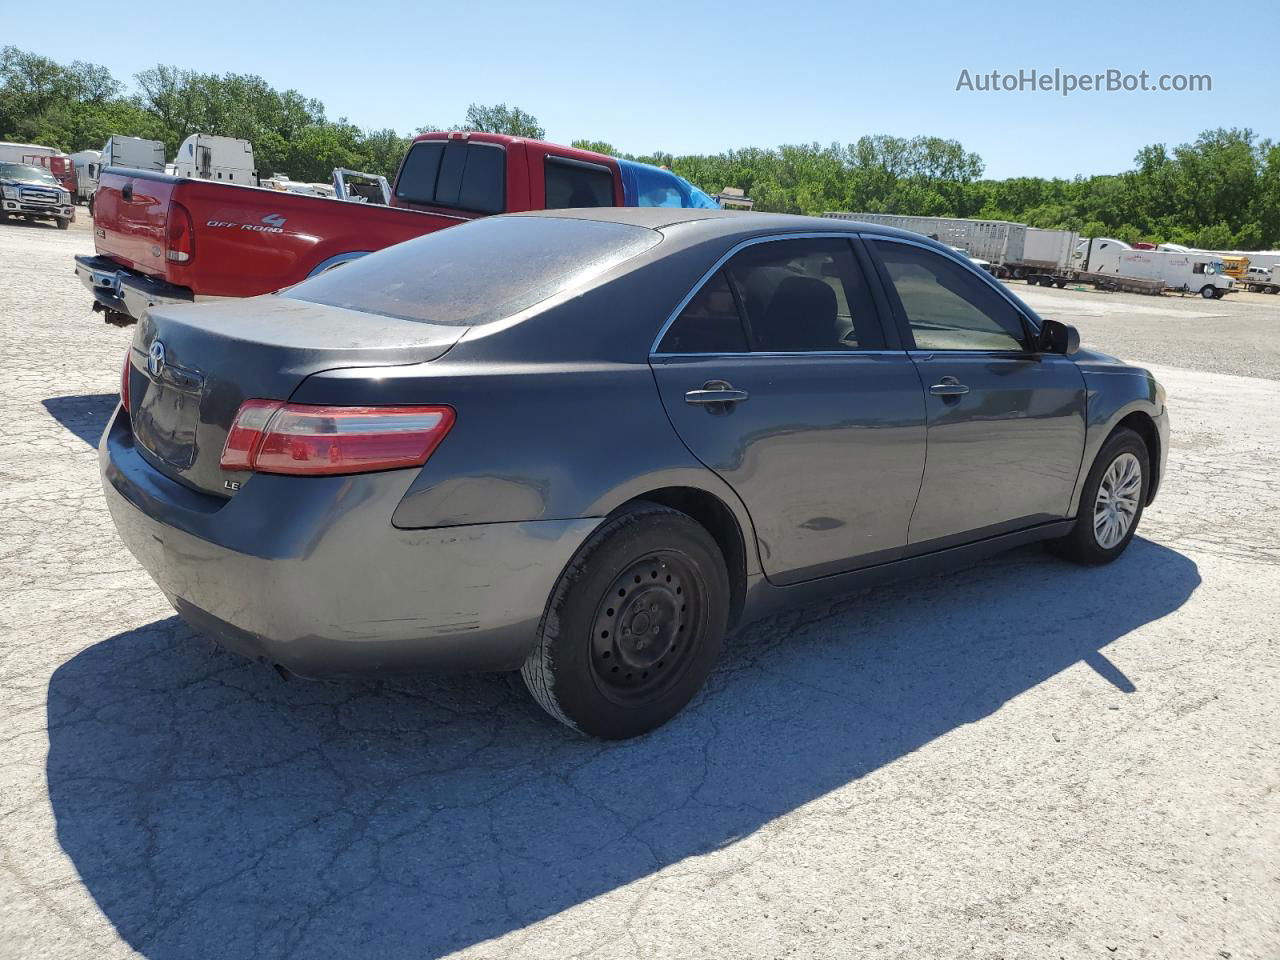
left=102, top=208, right=1168, bottom=738
left=75, top=131, right=720, bottom=326
left=825, top=213, right=1242, bottom=299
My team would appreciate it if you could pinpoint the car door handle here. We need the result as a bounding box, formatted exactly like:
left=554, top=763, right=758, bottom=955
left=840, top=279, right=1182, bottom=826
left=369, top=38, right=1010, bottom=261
left=929, top=377, right=969, bottom=397
left=685, top=381, right=749, bottom=405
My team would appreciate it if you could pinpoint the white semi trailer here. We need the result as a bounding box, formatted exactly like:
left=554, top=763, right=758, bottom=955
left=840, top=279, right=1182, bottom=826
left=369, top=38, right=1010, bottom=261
left=822, top=212, right=1028, bottom=266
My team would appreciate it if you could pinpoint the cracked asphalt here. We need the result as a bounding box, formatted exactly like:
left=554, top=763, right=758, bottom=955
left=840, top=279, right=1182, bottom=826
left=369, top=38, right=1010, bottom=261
left=1, top=217, right=1277, bottom=960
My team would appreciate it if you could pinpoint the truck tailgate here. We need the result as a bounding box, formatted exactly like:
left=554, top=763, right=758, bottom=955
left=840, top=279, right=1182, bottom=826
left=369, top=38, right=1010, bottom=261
left=93, top=169, right=177, bottom=277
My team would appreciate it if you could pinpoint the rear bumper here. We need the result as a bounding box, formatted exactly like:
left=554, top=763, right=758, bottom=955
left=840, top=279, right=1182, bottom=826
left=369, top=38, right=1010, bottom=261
left=75, top=254, right=194, bottom=322
left=3, top=200, right=73, bottom=219
left=100, top=406, right=601, bottom=676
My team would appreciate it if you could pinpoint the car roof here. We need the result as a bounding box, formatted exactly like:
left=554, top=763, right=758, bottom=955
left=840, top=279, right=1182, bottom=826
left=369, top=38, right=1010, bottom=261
left=504, top=206, right=941, bottom=245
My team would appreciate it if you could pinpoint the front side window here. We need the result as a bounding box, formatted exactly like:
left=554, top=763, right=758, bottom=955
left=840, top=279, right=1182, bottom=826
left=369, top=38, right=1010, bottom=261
left=870, top=241, right=1027, bottom=352
left=395, top=140, right=506, bottom=214
left=657, top=271, right=747, bottom=354
left=724, top=238, right=885, bottom=352
left=544, top=157, right=614, bottom=208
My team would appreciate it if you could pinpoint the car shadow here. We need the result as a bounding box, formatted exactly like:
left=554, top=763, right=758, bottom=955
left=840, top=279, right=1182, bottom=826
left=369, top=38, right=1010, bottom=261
left=42, top=394, right=118, bottom=447
left=47, top=538, right=1198, bottom=958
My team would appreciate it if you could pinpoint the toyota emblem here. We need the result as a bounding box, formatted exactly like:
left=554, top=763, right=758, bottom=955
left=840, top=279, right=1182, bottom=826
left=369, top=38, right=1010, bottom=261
left=147, top=340, right=166, bottom=377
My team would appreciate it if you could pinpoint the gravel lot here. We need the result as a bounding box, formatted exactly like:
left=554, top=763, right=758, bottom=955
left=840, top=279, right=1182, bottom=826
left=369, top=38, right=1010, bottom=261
left=1, top=217, right=1277, bottom=960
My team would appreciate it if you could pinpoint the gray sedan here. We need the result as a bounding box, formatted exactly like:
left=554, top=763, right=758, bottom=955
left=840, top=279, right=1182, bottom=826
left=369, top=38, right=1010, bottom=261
left=101, top=209, right=1168, bottom=738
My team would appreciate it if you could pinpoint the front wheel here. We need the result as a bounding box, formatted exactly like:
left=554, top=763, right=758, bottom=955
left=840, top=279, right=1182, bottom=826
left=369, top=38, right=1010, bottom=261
left=1049, top=428, right=1149, bottom=565
left=521, top=502, right=729, bottom=739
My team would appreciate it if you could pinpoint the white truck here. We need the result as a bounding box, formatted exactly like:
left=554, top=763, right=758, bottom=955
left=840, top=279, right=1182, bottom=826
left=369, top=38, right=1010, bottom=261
left=1074, top=237, right=1132, bottom=274
left=173, top=134, right=256, bottom=184
left=1002, top=227, right=1081, bottom=285
left=97, top=136, right=166, bottom=175
left=1099, top=250, right=1234, bottom=299
left=822, top=212, right=1028, bottom=266
left=1242, top=265, right=1279, bottom=294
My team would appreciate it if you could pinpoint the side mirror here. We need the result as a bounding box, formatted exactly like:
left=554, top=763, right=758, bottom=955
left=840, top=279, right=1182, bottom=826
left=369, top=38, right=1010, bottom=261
left=1038, top=318, right=1080, bottom=356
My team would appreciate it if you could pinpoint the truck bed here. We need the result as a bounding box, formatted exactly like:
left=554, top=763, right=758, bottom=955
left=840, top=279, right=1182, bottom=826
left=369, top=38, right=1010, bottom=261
left=92, top=168, right=465, bottom=300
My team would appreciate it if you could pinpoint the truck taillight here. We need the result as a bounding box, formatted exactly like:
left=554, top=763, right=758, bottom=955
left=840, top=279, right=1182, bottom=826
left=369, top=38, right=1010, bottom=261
left=166, top=201, right=195, bottom=263
left=121, top=348, right=132, bottom=412
left=220, top=402, right=455, bottom=477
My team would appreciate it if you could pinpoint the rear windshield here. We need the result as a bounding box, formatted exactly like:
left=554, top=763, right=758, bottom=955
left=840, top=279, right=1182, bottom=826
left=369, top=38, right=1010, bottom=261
left=286, top=216, right=661, bottom=325
left=394, top=140, right=505, bottom=214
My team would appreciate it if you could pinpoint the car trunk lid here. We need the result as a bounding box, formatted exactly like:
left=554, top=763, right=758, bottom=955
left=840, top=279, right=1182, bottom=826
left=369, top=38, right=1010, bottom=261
left=126, top=295, right=466, bottom=496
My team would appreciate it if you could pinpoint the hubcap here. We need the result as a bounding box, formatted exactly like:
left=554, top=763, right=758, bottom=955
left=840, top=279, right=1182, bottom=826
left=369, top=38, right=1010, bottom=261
left=1093, top=452, right=1142, bottom=549
left=590, top=553, right=698, bottom=703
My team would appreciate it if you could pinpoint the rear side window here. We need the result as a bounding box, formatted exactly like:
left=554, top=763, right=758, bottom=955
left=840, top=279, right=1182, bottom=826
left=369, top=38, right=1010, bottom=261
left=287, top=216, right=659, bottom=326
left=724, top=239, right=885, bottom=352
left=395, top=140, right=505, bottom=214
left=545, top=157, right=614, bottom=208
left=657, top=271, right=748, bottom=354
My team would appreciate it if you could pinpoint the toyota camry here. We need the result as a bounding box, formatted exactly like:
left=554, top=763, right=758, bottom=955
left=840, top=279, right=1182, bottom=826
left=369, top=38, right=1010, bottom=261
left=102, top=208, right=1168, bottom=738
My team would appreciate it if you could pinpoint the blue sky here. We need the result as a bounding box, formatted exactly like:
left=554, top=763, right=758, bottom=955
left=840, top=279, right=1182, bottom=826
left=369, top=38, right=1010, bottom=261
left=11, top=0, right=1271, bottom=180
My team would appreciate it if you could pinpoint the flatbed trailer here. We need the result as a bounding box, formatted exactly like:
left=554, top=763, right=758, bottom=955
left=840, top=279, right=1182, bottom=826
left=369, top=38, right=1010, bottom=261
left=1075, top=272, right=1168, bottom=295
left=1014, top=270, right=1165, bottom=295
left=1243, top=278, right=1280, bottom=294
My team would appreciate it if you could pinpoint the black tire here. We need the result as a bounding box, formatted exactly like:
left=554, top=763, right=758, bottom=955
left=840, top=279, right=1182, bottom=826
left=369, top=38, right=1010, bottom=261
left=1049, top=428, right=1149, bottom=565
left=521, top=502, right=729, bottom=739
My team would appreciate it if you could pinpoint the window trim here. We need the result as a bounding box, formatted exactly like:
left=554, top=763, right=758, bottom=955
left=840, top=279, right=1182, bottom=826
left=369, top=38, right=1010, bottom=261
left=862, top=234, right=1042, bottom=354
left=650, top=232, right=901, bottom=357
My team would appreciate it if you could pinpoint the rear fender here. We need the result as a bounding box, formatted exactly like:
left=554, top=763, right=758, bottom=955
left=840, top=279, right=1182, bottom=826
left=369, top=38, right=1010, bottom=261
left=290, top=358, right=763, bottom=578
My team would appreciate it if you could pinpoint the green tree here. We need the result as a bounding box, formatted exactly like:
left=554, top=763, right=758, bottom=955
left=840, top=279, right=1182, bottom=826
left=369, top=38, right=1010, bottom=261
left=571, top=139, right=618, bottom=155
left=458, top=103, right=543, bottom=138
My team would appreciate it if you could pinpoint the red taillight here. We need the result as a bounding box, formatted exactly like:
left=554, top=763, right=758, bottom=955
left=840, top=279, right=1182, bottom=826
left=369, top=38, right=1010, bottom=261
left=220, top=402, right=454, bottom=477
left=219, top=399, right=282, bottom=471
left=166, top=201, right=195, bottom=263
left=121, top=348, right=132, bottom=412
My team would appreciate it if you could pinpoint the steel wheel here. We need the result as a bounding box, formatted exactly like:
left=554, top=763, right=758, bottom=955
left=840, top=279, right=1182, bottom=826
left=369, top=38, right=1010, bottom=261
left=1093, top=452, right=1142, bottom=549
left=589, top=552, right=700, bottom=705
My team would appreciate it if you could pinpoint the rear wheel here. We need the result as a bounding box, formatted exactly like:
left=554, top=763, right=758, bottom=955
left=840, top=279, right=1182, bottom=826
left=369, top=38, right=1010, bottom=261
left=521, top=502, right=729, bottom=739
left=1049, top=428, right=1149, bottom=565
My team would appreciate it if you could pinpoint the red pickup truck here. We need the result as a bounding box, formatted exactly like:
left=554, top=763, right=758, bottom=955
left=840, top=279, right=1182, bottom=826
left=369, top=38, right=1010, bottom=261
left=76, top=132, right=718, bottom=324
